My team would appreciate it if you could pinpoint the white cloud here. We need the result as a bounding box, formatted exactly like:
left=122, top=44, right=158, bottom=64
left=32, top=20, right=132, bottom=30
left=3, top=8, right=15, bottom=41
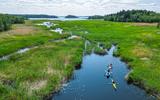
left=0, top=0, right=159, bottom=15
left=137, top=3, right=156, bottom=6
left=112, top=0, right=140, bottom=4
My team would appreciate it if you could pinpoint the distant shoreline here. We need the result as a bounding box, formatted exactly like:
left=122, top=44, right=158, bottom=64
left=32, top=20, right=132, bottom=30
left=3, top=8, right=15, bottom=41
left=29, top=16, right=89, bottom=21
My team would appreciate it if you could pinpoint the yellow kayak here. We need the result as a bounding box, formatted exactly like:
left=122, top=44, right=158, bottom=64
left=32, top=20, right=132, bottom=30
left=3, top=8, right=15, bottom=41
left=112, top=83, right=117, bottom=89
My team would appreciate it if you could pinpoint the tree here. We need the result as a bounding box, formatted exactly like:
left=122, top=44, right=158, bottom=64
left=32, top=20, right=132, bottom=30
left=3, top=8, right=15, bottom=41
left=0, top=19, right=4, bottom=31
left=157, top=22, right=160, bottom=28
left=0, top=14, right=25, bottom=32
left=88, top=15, right=104, bottom=19
left=104, top=10, right=160, bottom=23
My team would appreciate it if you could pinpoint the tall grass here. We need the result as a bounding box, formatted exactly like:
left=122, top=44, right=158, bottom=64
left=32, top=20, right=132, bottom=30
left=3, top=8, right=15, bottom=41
left=0, top=39, right=84, bottom=99
left=52, top=20, right=160, bottom=94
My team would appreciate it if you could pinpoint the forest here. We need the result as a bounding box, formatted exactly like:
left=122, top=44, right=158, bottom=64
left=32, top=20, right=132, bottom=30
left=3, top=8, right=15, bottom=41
left=88, top=15, right=104, bottom=19
left=104, top=10, right=160, bottom=22
left=89, top=10, right=160, bottom=23
left=0, top=14, right=25, bottom=32
left=12, top=14, right=58, bottom=18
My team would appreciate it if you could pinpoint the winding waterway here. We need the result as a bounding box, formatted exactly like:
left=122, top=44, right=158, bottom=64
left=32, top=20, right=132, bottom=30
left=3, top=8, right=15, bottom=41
left=0, top=35, right=156, bottom=100
left=53, top=45, right=155, bottom=100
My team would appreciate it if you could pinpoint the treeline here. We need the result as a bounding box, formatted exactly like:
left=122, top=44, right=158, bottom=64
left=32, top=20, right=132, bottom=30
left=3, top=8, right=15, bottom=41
left=88, top=10, right=160, bottom=23
left=88, top=15, right=104, bottom=19
left=104, top=10, right=160, bottom=22
left=12, top=14, right=58, bottom=18
left=0, top=14, right=25, bottom=32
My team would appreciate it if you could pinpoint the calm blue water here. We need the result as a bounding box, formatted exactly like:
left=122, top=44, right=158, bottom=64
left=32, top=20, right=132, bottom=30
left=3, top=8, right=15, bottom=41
left=29, top=16, right=88, bottom=21
left=52, top=46, right=155, bottom=100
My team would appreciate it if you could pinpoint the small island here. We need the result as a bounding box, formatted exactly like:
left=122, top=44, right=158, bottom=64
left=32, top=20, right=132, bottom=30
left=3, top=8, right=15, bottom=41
left=12, top=14, right=58, bottom=18
left=65, top=15, right=78, bottom=18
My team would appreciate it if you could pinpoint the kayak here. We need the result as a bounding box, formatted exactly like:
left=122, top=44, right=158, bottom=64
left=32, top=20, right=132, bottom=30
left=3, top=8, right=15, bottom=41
left=105, top=71, right=111, bottom=78
left=112, top=83, right=117, bottom=89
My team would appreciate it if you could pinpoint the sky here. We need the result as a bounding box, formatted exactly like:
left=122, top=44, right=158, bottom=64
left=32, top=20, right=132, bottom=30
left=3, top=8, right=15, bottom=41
left=0, top=0, right=160, bottom=16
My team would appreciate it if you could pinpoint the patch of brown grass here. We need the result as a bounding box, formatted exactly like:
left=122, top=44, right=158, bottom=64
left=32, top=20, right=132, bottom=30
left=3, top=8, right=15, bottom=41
left=45, top=62, right=62, bottom=76
left=140, top=57, right=150, bottom=61
left=131, top=23, right=157, bottom=26
left=63, top=55, right=71, bottom=68
left=41, top=45, right=57, bottom=49
left=0, top=73, right=9, bottom=82
left=0, top=73, right=8, bottom=79
left=26, top=80, right=47, bottom=95
left=132, top=46, right=152, bottom=58
left=46, top=67, right=54, bottom=75
left=6, top=24, right=38, bottom=35
left=30, top=80, right=47, bottom=90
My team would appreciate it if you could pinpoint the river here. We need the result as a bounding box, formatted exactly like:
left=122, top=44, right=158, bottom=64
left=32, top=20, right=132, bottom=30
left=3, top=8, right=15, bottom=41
left=0, top=35, right=156, bottom=100
left=52, top=45, right=155, bottom=100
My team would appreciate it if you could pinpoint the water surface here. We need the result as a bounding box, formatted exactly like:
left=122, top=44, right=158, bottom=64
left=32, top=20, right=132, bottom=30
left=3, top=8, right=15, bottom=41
left=29, top=16, right=88, bottom=21
left=53, top=46, right=155, bottom=100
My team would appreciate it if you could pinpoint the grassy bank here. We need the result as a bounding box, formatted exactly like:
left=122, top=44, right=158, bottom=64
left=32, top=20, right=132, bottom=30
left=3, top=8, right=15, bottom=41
left=0, top=39, right=84, bottom=99
left=0, top=19, right=160, bottom=99
left=0, top=20, right=84, bottom=99
left=0, top=20, right=69, bottom=57
left=49, top=20, right=160, bottom=96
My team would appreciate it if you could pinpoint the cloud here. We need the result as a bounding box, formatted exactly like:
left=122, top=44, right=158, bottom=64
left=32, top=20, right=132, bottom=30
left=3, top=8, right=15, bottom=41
left=0, top=0, right=159, bottom=15
left=111, top=0, right=140, bottom=4
left=137, top=3, right=156, bottom=6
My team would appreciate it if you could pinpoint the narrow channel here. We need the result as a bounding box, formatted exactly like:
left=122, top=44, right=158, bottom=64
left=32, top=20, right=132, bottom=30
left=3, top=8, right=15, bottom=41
left=53, top=45, right=155, bottom=100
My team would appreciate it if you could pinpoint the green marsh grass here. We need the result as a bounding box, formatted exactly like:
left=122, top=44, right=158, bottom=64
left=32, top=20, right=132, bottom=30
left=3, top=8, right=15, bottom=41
left=0, top=20, right=160, bottom=98
left=0, top=21, right=69, bottom=57
left=50, top=20, right=160, bottom=95
left=0, top=39, right=84, bottom=99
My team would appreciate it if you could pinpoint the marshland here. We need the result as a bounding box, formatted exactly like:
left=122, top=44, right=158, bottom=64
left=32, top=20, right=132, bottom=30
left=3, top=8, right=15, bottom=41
left=0, top=4, right=160, bottom=100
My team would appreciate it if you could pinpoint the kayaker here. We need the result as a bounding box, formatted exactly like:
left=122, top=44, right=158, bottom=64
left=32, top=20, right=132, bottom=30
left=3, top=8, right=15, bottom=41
left=105, top=70, right=110, bottom=77
left=106, top=71, right=111, bottom=78
left=111, top=79, right=117, bottom=90
left=108, top=64, right=112, bottom=70
left=107, top=64, right=112, bottom=72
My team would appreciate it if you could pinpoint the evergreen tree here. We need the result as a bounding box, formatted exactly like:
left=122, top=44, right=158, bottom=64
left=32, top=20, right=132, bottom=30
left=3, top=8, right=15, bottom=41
left=0, top=14, right=25, bottom=32
left=157, top=22, right=160, bottom=28
left=104, top=10, right=160, bottom=23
